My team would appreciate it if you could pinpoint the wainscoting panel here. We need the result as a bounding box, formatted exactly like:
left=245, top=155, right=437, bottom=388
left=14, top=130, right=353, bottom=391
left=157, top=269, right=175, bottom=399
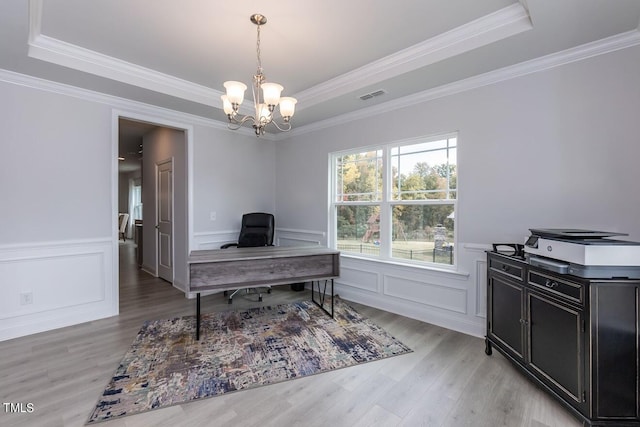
left=338, top=266, right=380, bottom=293
left=383, top=274, right=468, bottom=314
left=276, top=228, right=326, bottom=247
left=192, top=231, right=240, bottom=250
left=0, top=238, right=116, bottom=341
left=333, top=242, right=487, bottom=337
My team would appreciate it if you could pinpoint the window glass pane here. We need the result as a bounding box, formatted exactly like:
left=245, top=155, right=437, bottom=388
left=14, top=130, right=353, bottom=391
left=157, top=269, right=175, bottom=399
left=335, top=151, right=383, bottom=202
left=391, top=138, right=456, bottom=201
left=391, top=204, right=455, bottom=265
left=336, top=205, right=381, bottom=256
left=399, top=139, right=447, bottom=154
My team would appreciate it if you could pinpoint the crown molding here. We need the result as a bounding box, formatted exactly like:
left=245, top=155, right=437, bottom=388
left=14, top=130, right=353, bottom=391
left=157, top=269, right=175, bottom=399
left=286, top=29, right=640, bottom=138
left=28, top=33, right=222, bottom=108
left=293, top=3, right=532, bottom=109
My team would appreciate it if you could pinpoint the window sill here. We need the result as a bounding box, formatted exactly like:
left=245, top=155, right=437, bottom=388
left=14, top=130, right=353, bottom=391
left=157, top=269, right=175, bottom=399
left=339, top=253, right=470, bottom=279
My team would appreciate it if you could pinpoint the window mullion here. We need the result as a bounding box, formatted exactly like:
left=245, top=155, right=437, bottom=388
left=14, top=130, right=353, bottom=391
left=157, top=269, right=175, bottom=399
left=379, top=146, right=392, bottom=259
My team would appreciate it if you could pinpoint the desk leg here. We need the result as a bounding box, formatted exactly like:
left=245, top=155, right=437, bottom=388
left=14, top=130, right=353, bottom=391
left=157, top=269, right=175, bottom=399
left=311, top=279, right=334, bottom=318
left=196, top=293, right=201, bottom=341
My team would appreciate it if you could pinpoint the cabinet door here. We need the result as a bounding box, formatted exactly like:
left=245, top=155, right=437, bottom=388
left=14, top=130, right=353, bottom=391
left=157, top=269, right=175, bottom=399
left=527, top=292, right=587, bottom=412
left=488, top=274, right=525, bottom=360
left=591, top=284, right=639, bottom=420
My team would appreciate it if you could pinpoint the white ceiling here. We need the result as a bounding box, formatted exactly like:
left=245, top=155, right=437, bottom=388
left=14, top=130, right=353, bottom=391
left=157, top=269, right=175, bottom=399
left=1, top=0, right=640, bottom=141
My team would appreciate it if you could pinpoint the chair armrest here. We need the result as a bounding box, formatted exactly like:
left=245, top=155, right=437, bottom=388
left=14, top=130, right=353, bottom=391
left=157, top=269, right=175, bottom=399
left=220, top=242, right=238, bottom=249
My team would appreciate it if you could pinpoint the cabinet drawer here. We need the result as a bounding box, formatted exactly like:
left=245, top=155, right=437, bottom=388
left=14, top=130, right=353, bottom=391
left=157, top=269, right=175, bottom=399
left=528, top=271, right=584, bottom=306
left=489, top=257, right=525, bottom=282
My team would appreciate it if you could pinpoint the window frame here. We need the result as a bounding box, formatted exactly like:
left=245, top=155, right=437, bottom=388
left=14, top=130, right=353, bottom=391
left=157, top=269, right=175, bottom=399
left=329, top=132, right=458, bottom=269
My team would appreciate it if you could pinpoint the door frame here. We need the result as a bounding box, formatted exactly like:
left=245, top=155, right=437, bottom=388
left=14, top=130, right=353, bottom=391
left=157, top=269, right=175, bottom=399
left=111, top=109, right=194, bottom=311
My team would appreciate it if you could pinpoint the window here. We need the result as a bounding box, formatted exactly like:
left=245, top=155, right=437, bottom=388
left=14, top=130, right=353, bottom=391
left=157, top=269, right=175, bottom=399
left=331, top=133, right=457, bottom=267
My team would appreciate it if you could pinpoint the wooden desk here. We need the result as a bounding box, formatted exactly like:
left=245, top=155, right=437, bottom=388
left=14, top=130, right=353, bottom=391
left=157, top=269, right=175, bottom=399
left=188, top=246, right=340, bottom=339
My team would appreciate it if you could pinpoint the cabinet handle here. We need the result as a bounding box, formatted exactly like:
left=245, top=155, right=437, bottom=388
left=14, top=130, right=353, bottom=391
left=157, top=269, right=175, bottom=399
left=544, top=279, right=558, bottom=288
left=501, top=265, right=510, bottom=272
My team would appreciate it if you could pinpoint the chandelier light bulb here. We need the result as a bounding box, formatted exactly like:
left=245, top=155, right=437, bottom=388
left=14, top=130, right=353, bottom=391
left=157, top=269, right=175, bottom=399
left=257, top=103, right=271, bottom=122
left=221, top=95, right=234, bottom=115
left=261, top=82, right=283, bottom=106
left=223, top=81, right=247, bottom=105
left=279, top=97, right=297, bottom=119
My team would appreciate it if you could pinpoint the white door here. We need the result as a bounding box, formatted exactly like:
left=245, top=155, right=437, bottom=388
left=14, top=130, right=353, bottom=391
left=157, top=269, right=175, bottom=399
left=157, top=159, right=173, bottom=282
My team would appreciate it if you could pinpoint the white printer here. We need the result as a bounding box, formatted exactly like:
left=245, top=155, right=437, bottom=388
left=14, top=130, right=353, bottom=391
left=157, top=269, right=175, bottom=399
left=524, top=228, right=640, bottom=278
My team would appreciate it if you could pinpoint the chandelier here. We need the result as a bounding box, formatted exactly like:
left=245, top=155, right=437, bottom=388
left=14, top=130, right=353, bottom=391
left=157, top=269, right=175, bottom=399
left=221, top=14, right=297, bottom=137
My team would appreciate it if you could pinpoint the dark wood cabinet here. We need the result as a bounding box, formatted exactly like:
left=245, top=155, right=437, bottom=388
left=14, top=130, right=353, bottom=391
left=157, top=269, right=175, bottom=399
left=486, top=252, right=640, bottom=426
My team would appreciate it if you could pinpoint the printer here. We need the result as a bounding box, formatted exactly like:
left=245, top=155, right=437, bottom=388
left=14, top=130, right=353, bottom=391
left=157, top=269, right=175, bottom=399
left=524, top=228, right=640, bottom=279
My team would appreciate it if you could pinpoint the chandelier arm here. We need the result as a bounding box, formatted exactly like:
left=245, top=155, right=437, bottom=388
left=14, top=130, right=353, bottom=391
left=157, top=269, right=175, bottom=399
left=226, top=121, right=244, bottom=131
left=228, top=113, right=257, bottom=127
left=270, top=120, right=292, bottom=132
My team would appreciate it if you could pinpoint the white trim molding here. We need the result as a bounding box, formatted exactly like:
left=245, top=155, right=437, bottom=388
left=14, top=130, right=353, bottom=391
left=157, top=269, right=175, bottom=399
left=276, top=228, right=326, bottom=247
left=0, top=238, right=117, bottom=341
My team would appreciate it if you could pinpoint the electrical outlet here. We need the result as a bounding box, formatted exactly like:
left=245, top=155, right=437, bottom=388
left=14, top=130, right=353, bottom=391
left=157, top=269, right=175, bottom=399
left=20, top=292, right=33, bottom=305
left=210, top=211, right=216, bottom=221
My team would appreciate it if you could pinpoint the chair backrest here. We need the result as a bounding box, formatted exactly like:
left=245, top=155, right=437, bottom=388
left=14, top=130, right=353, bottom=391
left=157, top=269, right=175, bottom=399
left=237, top=212, right=275, bottom=247
left=118, top=213, right=130, bottom=233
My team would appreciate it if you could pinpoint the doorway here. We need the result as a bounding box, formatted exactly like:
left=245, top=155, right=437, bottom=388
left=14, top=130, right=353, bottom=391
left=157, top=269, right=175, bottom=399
left=116, top=114, right=192, bottom=303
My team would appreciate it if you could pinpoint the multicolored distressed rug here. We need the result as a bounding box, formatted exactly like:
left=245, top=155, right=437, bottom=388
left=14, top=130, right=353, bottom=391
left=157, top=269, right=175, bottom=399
left=86, top=298, right=411, bottom=423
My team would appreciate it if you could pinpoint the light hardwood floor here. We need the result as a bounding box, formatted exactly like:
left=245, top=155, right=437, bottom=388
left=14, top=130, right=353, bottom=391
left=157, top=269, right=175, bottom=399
left=0, top=242, right=581, bottom=427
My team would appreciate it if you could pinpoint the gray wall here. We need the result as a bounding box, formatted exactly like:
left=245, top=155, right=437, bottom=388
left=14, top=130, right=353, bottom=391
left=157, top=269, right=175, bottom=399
left=277, top=44, right=640, bottom=243
left=0, top=83, right=112, bottom=243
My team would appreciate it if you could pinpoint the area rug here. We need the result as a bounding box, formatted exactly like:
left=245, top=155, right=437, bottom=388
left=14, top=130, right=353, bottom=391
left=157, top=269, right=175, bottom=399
left=86, top=298, right=411, bottom=423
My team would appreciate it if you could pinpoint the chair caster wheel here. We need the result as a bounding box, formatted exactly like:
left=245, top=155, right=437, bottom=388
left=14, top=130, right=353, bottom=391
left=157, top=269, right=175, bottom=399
left=259, top=297, right=263, bottom=302
left=228, top=299, right=233, bottom=304
left=224, top=291, right=228, bottom=296
left=267, top=289, right=272, bottom=294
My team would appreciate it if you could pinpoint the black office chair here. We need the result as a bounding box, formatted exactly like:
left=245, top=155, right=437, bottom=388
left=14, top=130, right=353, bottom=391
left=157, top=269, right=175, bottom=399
left=221, top=212, right=275, bottom=304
